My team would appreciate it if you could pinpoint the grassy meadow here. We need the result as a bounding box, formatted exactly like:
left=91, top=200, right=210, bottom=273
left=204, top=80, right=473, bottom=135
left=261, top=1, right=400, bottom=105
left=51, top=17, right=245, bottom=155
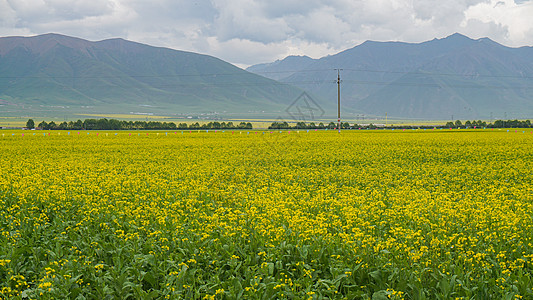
left=1, top=129, right=532, bottom=299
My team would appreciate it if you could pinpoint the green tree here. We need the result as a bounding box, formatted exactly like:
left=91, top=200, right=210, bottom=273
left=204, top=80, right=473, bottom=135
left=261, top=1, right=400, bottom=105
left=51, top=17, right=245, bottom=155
left=109, top=119, right=122, bottom=130
left=84, top=119, right=97, bottom=130
left=26, top=119, right=35, bottom=129
left=73, top=120, right=83, bottom=130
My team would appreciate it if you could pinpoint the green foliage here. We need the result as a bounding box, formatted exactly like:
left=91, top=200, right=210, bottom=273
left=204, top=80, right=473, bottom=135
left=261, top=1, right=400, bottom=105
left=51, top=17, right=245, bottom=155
left=490, top=119, right=532, bottom=128
left=1, top=129, right=532, bottom=299
left=25, top=119, right=34, bottom=129
left=268, top=119, right=532, bottom=131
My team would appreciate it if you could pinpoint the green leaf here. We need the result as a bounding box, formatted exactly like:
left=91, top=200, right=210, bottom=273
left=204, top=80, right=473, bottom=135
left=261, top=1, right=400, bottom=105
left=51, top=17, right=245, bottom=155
left=372, top=290, right=389, bottom=300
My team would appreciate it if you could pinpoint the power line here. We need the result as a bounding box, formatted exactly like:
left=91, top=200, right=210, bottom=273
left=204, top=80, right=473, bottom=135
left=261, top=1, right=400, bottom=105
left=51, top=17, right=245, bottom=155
left=0, top=68, right=531, bottom=90
left=3, top=67, right=531, bottom=80
left=340, top=79, right=533, bottom=90
left=285, top=79, right=533, bottom=90
left=244, top=68, right=333, bottom=75
left=343, top=68, right=533, bottom=80
left=251, top=67, right=533, bottom=80
left=1, top=78, right=531, bottom=90
left=0, top=73, right=262, bottom=79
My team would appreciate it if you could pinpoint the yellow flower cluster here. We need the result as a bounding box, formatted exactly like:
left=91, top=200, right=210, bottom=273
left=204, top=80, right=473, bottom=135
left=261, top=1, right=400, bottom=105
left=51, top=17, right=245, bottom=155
left=0, top=129, right=532, bottom=298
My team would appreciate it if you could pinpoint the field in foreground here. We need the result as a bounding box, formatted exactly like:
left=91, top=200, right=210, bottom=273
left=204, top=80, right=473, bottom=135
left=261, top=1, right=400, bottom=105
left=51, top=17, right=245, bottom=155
left=1, top=129, right=532, bottom=299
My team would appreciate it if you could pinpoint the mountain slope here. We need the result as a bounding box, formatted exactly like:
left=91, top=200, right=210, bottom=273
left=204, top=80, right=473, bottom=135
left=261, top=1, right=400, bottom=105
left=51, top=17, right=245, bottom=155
left=246, top=55, right=316, bottom=81
left=0, top=33, right=302, bottom=116
left=248, top=33, right=533, bottom=120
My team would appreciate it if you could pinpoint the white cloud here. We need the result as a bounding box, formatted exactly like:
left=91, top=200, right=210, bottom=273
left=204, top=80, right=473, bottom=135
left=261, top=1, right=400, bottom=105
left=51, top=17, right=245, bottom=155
left=0, top=0, right=532, bottom=66
left=211, top=0, right=292, bottom=43
left=5, top=0, right=114, bottom=23
left=463, top=0, right=533, bottom=45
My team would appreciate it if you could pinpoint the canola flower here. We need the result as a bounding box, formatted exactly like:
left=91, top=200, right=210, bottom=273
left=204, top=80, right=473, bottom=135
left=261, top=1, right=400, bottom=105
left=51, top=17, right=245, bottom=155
left=0, top=129, right=532, bottom=299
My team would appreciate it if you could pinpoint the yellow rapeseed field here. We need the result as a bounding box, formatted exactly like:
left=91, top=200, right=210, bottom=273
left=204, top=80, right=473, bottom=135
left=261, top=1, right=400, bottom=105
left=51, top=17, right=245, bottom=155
left=0, top=129, right=532, bottom=299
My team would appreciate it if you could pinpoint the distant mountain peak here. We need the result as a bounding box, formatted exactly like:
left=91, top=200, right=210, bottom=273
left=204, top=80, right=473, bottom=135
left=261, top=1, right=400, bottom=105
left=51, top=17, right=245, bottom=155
left=247, top=33, right=533, bottom=119
left=444, top=32, right=471, bottom=40
left=245, top=55, right=315, bottom=80
left=0, top=32, right=95, bottom=55
left=429, top=33, right=476, bottom=47
left=31, top=33, right=91, bottom=44
left=0, top=33, right=304, bottom=116
left=286, top=55, right=312, bottom=59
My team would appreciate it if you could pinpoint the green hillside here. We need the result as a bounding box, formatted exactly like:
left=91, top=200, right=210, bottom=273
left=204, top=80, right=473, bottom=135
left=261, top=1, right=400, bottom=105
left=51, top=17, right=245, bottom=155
left=0, top=34, right=302, bottom=119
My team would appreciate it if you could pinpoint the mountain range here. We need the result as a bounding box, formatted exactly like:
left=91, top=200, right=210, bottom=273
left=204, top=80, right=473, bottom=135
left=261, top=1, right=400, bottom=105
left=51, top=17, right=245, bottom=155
left=0, top=33, right=302, bottom=118
left=248, top=33, right=533, bottom=120
left=1, top=33, right=532, bottom=121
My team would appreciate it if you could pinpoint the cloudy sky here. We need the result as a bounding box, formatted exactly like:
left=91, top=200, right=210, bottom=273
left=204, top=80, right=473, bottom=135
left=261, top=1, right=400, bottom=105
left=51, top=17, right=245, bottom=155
left=1, top=0, right=533, bottom=67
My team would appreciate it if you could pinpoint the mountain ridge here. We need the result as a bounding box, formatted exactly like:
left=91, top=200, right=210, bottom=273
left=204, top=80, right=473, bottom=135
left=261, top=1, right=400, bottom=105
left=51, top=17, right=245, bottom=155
left=0, top=33, right=303, bottom=118
left=247, top=33, right=533, bottom=119
left=2, top=33, right=532, bottom=120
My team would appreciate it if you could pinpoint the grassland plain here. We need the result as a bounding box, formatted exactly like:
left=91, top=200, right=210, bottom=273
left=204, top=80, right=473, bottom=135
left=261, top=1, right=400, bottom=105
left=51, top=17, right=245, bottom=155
left=0, top=129, right=532, bottom=299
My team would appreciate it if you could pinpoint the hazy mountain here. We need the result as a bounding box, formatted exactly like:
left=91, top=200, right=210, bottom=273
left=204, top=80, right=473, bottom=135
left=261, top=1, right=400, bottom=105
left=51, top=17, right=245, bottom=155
left=0, top=33, right=302, bottom=117
left=247, top=33, right=533, bottom=120
left=246, top=55, right=316, bottom=81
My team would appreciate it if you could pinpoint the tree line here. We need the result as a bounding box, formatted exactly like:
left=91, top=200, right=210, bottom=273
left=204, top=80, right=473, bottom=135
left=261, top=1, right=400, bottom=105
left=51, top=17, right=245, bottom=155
left=269, top=119, right=532, bottom=130
left=23, top=118, right=533, bottom=131
left=179, top=121, right=252, bottom=130
left=443, top=119, right=532, bottom=128
left=269, top=121, right=352, bottom=129
left=26, top=119, right=253, bottom=130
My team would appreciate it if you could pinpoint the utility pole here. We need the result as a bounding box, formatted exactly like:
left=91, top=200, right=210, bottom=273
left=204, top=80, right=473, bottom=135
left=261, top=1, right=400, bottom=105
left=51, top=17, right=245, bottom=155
left=335, top=69, right=342, bottom=133
left=504, top=112, right=507, bottom=128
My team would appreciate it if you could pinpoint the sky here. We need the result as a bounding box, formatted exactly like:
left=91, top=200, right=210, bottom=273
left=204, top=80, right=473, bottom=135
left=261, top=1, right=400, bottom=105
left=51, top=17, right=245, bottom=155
left=1, top=0, right=533, bottom=68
